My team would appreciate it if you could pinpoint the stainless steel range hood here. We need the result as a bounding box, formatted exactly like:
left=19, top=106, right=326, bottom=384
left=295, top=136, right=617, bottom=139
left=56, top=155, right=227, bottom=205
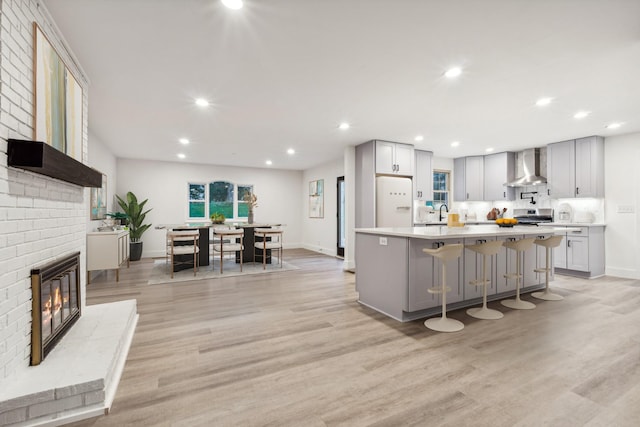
left=506, top=148, right=547, bottom=187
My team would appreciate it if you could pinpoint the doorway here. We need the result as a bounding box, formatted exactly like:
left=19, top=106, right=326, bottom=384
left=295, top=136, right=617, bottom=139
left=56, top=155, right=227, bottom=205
left=337, top=176, right=345, bottom=258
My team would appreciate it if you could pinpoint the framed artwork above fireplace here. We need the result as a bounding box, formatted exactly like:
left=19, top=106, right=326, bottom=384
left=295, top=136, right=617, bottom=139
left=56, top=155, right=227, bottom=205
left=33, top=22, right=83, bottom=162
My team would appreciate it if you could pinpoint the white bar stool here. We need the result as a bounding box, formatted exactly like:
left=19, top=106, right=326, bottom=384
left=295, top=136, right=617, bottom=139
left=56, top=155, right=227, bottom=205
left=465, top=240, right=505, bottom=320
left=501, top=237, right=536, bottom=310
left=532, top=235, right=564, bottom=301
left=422, top=243, right=464, bottom=333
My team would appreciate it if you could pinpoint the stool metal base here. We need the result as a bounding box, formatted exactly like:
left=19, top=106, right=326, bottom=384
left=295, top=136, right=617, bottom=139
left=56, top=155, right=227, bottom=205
left=424, top=317, right=464, bottom=333
left=501, top=298, right=536, bottom=310
left=532, top=290, right=564, bottom=301
left=467, top=306, right=504, bottom=320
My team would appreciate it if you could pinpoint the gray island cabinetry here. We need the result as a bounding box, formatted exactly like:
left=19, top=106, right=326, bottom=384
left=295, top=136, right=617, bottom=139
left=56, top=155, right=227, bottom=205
left=355, top=225, right=555, bottom=322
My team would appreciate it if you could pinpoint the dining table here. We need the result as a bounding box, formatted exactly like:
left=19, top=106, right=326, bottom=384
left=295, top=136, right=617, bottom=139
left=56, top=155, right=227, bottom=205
left=156, top=222, right=282, bottom=270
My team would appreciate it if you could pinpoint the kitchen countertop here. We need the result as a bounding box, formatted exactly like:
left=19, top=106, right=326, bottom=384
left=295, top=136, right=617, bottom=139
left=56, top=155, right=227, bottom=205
left=356, top=224, right=564, bottom=239
left=413, top=220, right=495, bottom=225
left=548, top=222, right=606, bottom=227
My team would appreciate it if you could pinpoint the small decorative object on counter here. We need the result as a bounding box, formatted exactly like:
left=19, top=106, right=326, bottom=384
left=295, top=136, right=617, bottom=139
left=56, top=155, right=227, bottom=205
left=210, top=212, right=226, bottom=224
left=487, top=207, right=507, bottom=220
left=496, top=218, right=518, bottom=227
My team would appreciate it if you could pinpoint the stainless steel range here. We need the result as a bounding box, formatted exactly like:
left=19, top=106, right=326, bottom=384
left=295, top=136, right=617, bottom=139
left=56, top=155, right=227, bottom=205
left=513, top=208, right=553, bottom=225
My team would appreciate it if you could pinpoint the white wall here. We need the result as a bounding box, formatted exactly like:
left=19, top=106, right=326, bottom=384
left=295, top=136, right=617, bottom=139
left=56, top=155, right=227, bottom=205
left=86, top=131, right=117, bottom=233
left=301, top=157, right=344, bottom=256
left=0, top=0, right=89, bottom=380
left=116, top=158, right=303, bottom=258
left=604, top=132, right=640, bottom=279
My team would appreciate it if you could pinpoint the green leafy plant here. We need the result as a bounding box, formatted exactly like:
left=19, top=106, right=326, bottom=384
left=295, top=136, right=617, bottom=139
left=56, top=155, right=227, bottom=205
left=210, top=212, right=226, bottom=224
left=116, top=191, right=152, bottom=242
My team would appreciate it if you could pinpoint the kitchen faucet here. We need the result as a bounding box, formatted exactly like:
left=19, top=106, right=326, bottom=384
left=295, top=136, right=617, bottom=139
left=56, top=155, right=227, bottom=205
left=439, top=203, right=449, bottom=221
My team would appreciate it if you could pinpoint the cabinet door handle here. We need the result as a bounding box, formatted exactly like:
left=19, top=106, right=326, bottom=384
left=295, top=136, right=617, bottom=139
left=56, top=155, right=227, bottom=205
left=576, top=187, right=580, bottom=195
left=547, top=189, right=550, bottom=196
left=567, top=240, right=571, bottom=247
left=466, top=193, right=469, bottom=200
left=503, top=191, right=506, bottom=198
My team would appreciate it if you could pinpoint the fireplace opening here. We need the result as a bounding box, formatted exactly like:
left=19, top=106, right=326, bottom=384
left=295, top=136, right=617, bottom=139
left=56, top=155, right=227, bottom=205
left=31, top=252, right=81, bottom=365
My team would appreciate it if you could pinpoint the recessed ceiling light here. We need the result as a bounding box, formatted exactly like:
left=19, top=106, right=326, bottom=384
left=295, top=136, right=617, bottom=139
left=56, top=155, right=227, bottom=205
left=444, top=67, right=462, bottom=79
left=573, top=111, right=590, bottom=119
left=414, top=135, right=424, bottom=142
left=177, top=153, right=186, bottom=159
left=536, top=97, right=553, bottom=107
left=265, top=160, right=273, bottom=165
left=451, top=141, right=460, bottom=147
left=287, top=148, right=295, bottom=155
left=195, top=98, right=209, bottom=107
left=606, top=122, right=623, bottom=129
left=179, top=138, right=190, bottom=145
left=486, top=147, right=494, bottom=153
left=338, top=122, right=350, bottom=130
left=221, top=0, right=243, bottom=9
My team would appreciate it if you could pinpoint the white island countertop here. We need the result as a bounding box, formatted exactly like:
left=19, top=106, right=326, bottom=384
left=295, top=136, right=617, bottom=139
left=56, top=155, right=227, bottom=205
left=355, top=224, right=571, bottom=239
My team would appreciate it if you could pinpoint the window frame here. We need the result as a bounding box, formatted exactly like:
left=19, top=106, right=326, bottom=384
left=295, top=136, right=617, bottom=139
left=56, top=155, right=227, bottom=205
left=187, top=181, right=254, bottom=221
left=432, top=169, right=450, bottom=209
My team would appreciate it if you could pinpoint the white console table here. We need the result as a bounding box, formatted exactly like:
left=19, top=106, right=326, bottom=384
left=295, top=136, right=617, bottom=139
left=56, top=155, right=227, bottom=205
left=87, top=230, right=130, bottom=283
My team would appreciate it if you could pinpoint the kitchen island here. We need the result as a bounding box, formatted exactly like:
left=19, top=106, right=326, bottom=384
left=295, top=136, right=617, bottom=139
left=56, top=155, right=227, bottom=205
left=355, top=225, right=559, bottom=322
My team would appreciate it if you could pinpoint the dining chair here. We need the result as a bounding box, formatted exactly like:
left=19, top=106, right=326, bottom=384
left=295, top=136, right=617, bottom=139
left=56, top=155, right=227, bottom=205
left=253, top=227, right=284, bottom=270
left=212, top=228, right=244, bottom=273
left=166, top=230, right=200, bottom=278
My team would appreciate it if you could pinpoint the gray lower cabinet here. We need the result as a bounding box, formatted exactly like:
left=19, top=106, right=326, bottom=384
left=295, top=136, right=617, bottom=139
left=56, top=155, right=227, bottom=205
left=554, top=226, right=604, bottom=277
left=355, top=233, right=409, bottom=320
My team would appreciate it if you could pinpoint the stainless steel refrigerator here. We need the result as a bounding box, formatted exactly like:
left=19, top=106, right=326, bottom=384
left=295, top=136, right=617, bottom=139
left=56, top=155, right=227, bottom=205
left=375, top=176, right=413, bottom=227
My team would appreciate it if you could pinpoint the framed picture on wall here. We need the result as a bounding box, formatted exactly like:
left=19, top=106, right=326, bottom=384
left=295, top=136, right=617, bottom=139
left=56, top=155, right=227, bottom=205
left=33, top=23, right=83, bottom=161
left=90, top=174, right=107, bottom=220
left=309, top=179, right=324, bottom=218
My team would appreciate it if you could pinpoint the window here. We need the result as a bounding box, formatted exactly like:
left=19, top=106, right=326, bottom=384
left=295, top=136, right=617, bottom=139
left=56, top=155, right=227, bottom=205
left=209, top=181, right=234, bottom=218
left=237, top=185, right=253, bottom=217
left=188, top=181, right=254, bottom=220
left=189, top=184, right=206, bottom=218
left=433, top=170, right=449, bottom=208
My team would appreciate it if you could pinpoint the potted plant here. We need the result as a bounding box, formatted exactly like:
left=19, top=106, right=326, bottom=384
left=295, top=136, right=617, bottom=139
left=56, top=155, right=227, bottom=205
left=116, top=191, right=152, bottom=261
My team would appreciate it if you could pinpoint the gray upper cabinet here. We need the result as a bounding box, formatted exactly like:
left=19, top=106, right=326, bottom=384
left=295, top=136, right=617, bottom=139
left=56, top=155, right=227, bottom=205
left=547, top=136, right=604, bottom=198
left=454, top=156, right=484, bottom=201
left=375, top=140, right=414, bottom=176
left=547, top=139, right=576, bottom=198
left=575, top=136, right=605, bottom=198
left=414, top=150, right=433, bottom=201
left=483, top=152, right=516, bottom=201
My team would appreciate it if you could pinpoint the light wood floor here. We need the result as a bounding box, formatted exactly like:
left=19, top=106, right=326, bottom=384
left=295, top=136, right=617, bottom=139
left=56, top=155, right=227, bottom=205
left=70, top=249, right=640, bottom=427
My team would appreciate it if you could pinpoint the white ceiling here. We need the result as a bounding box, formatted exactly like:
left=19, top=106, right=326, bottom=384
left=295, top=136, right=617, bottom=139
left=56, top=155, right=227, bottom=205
left=43, top=0, right=640, bottom=171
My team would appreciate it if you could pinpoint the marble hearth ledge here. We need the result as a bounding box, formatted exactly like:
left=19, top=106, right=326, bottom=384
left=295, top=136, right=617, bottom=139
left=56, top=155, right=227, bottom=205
left=0, top=300, right=138, bottom=426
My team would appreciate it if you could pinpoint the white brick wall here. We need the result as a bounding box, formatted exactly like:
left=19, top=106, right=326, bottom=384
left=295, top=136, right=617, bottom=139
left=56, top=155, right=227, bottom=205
left=0, top=0, right=90, bottom=380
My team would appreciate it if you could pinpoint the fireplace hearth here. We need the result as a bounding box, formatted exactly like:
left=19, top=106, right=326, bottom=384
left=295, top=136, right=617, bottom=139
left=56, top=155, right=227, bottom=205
left=31, top=252, right=81, bottom=365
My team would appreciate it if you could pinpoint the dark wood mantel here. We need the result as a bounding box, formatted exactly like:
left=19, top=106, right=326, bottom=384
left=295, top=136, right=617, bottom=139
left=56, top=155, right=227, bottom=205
left=7, top=139, right=102, bottom=187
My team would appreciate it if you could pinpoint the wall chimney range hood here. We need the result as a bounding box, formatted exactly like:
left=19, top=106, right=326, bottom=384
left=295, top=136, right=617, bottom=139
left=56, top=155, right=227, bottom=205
left=506, top=148, right=547, bottom=187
